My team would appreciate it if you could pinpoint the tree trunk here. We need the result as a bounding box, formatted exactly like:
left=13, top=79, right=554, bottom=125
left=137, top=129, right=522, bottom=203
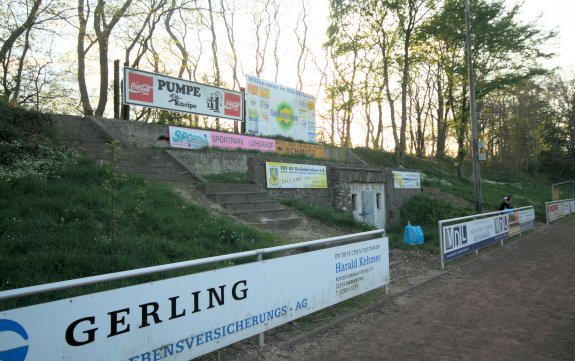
left=77, top=0, right=93, bottom=116
left=10, top=25, right=32, bottom=105
left=435, top=65, right=446, bottom=158
left=456, top=85, right=468, bottom=179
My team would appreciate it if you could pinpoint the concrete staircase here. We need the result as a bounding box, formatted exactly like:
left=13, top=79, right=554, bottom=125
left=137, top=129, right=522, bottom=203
left=202, top=183, right=301, bottom=230
left=52, top=114, right=200, bottom=183
left=52, top=114, right=112, bottom=161
left=53, top=114, right=300, bottom=231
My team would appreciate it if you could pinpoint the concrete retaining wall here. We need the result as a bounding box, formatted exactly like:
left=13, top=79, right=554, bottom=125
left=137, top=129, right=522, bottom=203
left=86, top=116, right=421, bottom=227
left=169, top=149, right=249, bottom=176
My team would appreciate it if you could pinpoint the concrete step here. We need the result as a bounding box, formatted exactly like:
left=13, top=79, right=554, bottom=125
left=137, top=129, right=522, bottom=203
left=232, top=208, right=293, bottom=222
left=221, top=200, right=283, bottom=211
left=204, top=183, right=262, bottom=194
left=247, top=217, right=302, bottom=230
left=206, top=192, right=269, bottom=203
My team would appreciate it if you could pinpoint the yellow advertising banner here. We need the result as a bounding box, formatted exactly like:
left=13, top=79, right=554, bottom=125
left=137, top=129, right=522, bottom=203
left=266, top=162, right=328, bottom=189
left=275, top=140, right=324, bottom=158
left=508, top=210, right=520, bottom=237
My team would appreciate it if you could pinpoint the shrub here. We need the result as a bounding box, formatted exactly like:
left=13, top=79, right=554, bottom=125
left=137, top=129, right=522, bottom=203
left=399, top=195, right=467, bottom=227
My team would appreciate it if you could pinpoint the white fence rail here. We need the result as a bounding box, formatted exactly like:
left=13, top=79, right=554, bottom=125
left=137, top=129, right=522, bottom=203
left=545, top=198, right=575, bottom=224
left=438, top=206, right=536, bottom=269
left=0, top=230, right=389, bottom=361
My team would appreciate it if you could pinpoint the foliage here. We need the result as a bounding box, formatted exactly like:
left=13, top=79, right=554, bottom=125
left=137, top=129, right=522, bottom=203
left=280, top=198, right=374, bottom=232
left=0, top=98, right=54, bottom=142
left=0, top=107, right=279, bottom=309
left=400, top=195, right=466, bottom=226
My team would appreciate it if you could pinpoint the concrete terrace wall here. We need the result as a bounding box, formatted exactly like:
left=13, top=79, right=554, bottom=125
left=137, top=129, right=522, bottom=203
left=247, top=155, right=421, bottom=227
left=384, top=170, right=422, bottom=226
left=169, top=149, right=250, bottom=177
left=89, top=116, right=421, bottom=227
left=96, top=117, right=170, bottom=149
left=95, top=117, right=351, bottom=162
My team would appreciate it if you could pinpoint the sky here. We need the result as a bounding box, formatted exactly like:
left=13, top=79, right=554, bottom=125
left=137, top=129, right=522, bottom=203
left=509, top=0, right=575, bottom=75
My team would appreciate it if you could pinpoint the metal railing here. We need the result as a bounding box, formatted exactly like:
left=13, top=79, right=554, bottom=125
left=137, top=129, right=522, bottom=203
left=0, top=229, right=385, bottom=302
left=0, top=229, right=385, bottom=350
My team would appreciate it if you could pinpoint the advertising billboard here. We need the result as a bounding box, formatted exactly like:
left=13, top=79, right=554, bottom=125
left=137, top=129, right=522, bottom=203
left=392, top=171, right=421, bottom=189
left=266, top=162, right=327, bottom=189
left=0, top=238, right=388, bottom=361
left=123, top=67, right=244, bottom=121
left=245, top=75, right=316, bottom=143
left=442, top=215, right=509, bottom=261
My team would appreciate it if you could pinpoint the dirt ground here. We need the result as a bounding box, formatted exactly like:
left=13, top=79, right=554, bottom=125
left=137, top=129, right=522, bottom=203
left=200, top=217, right=575, bottom=361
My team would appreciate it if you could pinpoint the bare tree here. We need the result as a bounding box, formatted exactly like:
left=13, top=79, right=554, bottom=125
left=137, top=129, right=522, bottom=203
left=0, top=0, right=43, bottom=67
left=220, top=0, right=240, bottom=89
left=76, top=0, right=132, bottom=116
left=165, top=0, right=189, bottom=78
left=252, top=0, right=279, bottom=77
left=93, top=0, right=132, bottom=116
left=272, top=1, right=280, bottom=82
left=1, top=0, right=72, bottom=105
left=294, top=0, right=309, bottom=91
left=120, top=0, right=168, bottom=68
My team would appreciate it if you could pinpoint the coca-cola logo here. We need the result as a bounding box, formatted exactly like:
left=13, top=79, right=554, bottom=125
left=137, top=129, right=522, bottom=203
left=130, top=82, right=152, bottom=94
left=224, top=93, right=241, bottom=118
left=128, top=72, right=154, bottom=103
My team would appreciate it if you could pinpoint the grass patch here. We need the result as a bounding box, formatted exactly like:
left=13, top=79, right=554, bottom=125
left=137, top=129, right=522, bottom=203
left=280, top=198, right=374, bottom=232
left=204, top=172, right=249, bottom=183
left=0, top=101, right=279, bottom=308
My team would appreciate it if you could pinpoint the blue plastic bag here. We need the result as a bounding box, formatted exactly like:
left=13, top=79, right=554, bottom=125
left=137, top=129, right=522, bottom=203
left=404, top=225, right=424, bottom=245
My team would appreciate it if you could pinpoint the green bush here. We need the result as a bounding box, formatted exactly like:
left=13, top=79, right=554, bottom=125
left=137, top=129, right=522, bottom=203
left=400, top=195, right=467, bottom=226
left=0, top=98, right=53, bottom=142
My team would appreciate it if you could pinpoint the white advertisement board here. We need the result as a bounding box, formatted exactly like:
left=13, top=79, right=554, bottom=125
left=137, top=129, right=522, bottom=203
left=392, top=171, right=421, bottom=189
left=547, top=202, right=563, bottom=222
left=169, top=126, right=210, bottom=149
left=443, top=215, right=508, bottom=261
left=0, top=238, right=388, bottom=361
left=245, top=75, right=316, bottom=143
left=123, top=67, right=244, bottom=121
left=266, top=162, right=327, bottom=189
left=518, top=208, right=535, bottom=224
left=561, top=201, right=571, bottom=216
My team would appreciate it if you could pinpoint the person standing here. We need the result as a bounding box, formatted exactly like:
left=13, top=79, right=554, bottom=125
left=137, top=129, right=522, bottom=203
left=499, top=195, right=514, bottom=211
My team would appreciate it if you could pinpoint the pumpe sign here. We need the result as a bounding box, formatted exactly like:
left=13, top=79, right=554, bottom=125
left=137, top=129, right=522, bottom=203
left=123, top=67, right=244, bottom=121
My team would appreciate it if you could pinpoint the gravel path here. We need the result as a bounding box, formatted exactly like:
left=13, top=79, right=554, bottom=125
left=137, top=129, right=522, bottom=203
left=197, top=219, right=575, bottom=361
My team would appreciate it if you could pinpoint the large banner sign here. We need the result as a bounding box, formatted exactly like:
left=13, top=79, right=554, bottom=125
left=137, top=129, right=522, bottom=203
left=124, top=67, right=244, bottom=121
left=209, top=132, right=275, bottom=152
left=0, top=238, right=389, bottom=361
left=169, top=126, right=275, bottom=152
left=275, top=140, right=324, bottom=158
left=392, top=171, right=421, bottom=189
left=245, top=75, right=316, bottom=143
left=443, top=215, right=509, bottom=261
left=266, top=162, right=327, bottom=189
